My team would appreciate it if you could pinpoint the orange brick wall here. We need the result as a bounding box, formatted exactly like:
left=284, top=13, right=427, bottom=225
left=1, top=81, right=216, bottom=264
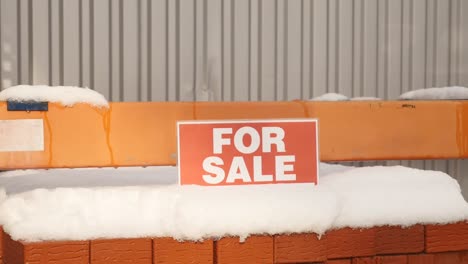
left=2, top=222, right=467, bottom=264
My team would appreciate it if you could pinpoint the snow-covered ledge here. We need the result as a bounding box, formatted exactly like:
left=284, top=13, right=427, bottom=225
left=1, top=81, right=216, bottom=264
left=0, top=85, right=109, bottom=108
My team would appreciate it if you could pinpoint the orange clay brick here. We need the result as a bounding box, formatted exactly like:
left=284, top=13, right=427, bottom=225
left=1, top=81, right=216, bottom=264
left=352, top=257, right=376, bottom=264
left=216, top=236, right=273, bottom=264
left=433, top=251, right=468, bottom=264
left=90, top=238, right=152, bottom=264
left=0, top=226, right=3, bottom=260
left=326, top=259, right=352, bottom=264
left=375, top=225, right=424, bottom=255
left=375, top=255, right=408, bottom=264
left=3, top=233, right=89, bottom=264
left=274, top=233, right=326, bottom=263
left=352, top=256, right=408, bottom=264
left=153, top=237, right=213, bottom=264
left=408, top=251, right=468, bottom=264
left=327, top=228, right=376, bottom=259
left=407, top=254, right=435, bottom=264
left=426, top=222, right=468, bottom=253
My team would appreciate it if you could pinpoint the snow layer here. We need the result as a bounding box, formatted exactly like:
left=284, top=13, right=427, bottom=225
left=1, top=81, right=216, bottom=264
left=0, top=85, right=109, bottom=108
left=0, top=164, right=467, bottom=242
left=350, top=97, right=382, bottom=101
left=310, top=93, right=349, bottom=101
left=399, top=86, right=468, bottom=100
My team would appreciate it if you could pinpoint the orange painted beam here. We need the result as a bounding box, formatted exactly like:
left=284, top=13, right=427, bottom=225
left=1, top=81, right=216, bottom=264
left=0, top=100, right=467, bottom=169
left=306, top=101, right=468, bottom=161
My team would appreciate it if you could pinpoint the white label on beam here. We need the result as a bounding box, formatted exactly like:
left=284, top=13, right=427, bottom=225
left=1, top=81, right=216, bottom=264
left=0, top=119, right=44, bottom=152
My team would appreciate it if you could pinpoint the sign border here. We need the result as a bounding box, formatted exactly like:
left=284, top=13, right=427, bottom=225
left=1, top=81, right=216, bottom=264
left=177, top=118, right=320, bottom=186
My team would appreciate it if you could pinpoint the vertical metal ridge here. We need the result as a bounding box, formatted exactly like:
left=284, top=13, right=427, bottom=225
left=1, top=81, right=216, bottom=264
left=384, top=0, right=388, bottom=99
left=300, top=0, right=304, bottom=99
left=28, top=0, right=34, bottom=84
left=274, top=0, right=278, bottom=100
left=326, top=0, right=330, bottom=92
left=375, top=0, right=379, bottom=96
left=17, top=0, right=22, bottom=84
left=360, top=0, right=364, bottom=96
left=432, top=0, right=437, bottom=86
left=48, top=0, right=52, bottom=85
left=221, top=0, right=225, bottom=101
left=424, top=0, right=428, bottom=88
left=283, top=0, right=288, bottom=100
left=165, top=0, right=169, bottom=101
left=119, top=0, right=124, bottom=100
left=299, top=0, right=304, bottom=99
left=147, top=0, right=152, bottom=100
left=351, top=0, right=355, bottom=97
left=248, top=0, right=251, bottom=101
left=137, top=0, right=142, bottom=100
left=230, top=0, right=235, bottom=100
left=456, top=0, right=461, bottom=84
left=309, top=0, right=314, bottom=98
left=109, top=0, right=113, bottom=100
left=90, top=0, right=95, bottom=89
left=193, top=0, right=197, bottom=101
left=448, top=0, right=452, bottom=85
left=203, top=0, right=207, bottom=100
left=409, top=0, right=414, bottom=91
left=59, top=0, right=64, bottom=85
left=335, top=0, right=339, bottom=94
left=0, top=1, right=2, bottom=89
left=399, top=0, right=404, bottom=94
left=258, top=0, right=262, bottom=100
left=175, top=0, right=180, bottom=100
left=78, top=0, right=83, bottom=87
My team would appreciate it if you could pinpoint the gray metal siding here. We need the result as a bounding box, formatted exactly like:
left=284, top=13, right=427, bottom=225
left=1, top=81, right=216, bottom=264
left=1, top=0, right=468, bottom=196
left=3, top=0, right=468, bottom=101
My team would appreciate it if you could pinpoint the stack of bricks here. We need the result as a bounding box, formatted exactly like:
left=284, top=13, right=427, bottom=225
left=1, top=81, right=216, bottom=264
left=1, top=222, right=467, bottom=264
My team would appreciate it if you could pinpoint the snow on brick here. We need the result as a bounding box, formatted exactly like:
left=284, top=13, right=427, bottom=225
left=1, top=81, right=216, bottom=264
left=399, top=86, right=468, bottom=100
left=0, top=164, right=467, bottom=242
left=0, top=85, right=109, bottom=108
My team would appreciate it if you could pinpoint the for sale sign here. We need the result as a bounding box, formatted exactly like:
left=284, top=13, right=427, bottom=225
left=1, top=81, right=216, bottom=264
left=177, top=119, right=319, bottom=186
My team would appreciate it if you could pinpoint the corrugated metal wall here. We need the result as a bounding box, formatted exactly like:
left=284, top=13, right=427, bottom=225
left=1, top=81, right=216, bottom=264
left=2, top=0, right=468, bottom=101
left=1, top=0, right=468, bottom=195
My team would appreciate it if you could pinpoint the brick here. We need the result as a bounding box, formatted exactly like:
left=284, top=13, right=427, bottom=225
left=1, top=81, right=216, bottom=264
left=408, top=254, right=435, bottom=264
left=0, top=226, right=3, bottom=260
left=353, top=257, right=376, bottom=264
left=217, top=236, right=273, bottom=264
left=426, top=222, right=468, bottom=253
left=274, top=233, right=326, bottom=263
left=3, top=233, right=24, bottom=264
left=327, top=228, right=376, bottom=259
left=375, top=225, right=424, bottom=254
left=433, top=251, right=468, bottom=264
left=375, top=255, right=408, bottom=264
left=326, top=260, right=352, bottom=264
left=90, top=238, right=152, bottom=264
left=4, top=233, right=89, bottom=264
left=153, top=237, right=213, bottom=264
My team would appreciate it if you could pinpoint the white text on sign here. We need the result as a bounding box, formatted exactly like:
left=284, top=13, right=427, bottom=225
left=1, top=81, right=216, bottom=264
left=202, top=126, right=296, bottom=184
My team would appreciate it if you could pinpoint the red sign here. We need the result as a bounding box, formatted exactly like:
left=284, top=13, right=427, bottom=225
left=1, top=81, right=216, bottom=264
left=177, top=119, right=319, bottom=186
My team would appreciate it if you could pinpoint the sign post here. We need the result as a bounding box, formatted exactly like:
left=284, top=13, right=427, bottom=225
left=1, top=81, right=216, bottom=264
left=177, top=119, right=319, bottom=186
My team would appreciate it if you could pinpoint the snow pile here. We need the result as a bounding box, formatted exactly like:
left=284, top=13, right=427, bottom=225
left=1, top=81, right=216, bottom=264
left=350, top=97, right=382, bottom=101
left=399, top=86, right=468, bottom=100
left=310, top=93, right=349, bottom=101
left=0, top=164, right=467, bottom=242
left=322, top=166, right=468, bottom=228
left=0, top=85, right=109, bottom=108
